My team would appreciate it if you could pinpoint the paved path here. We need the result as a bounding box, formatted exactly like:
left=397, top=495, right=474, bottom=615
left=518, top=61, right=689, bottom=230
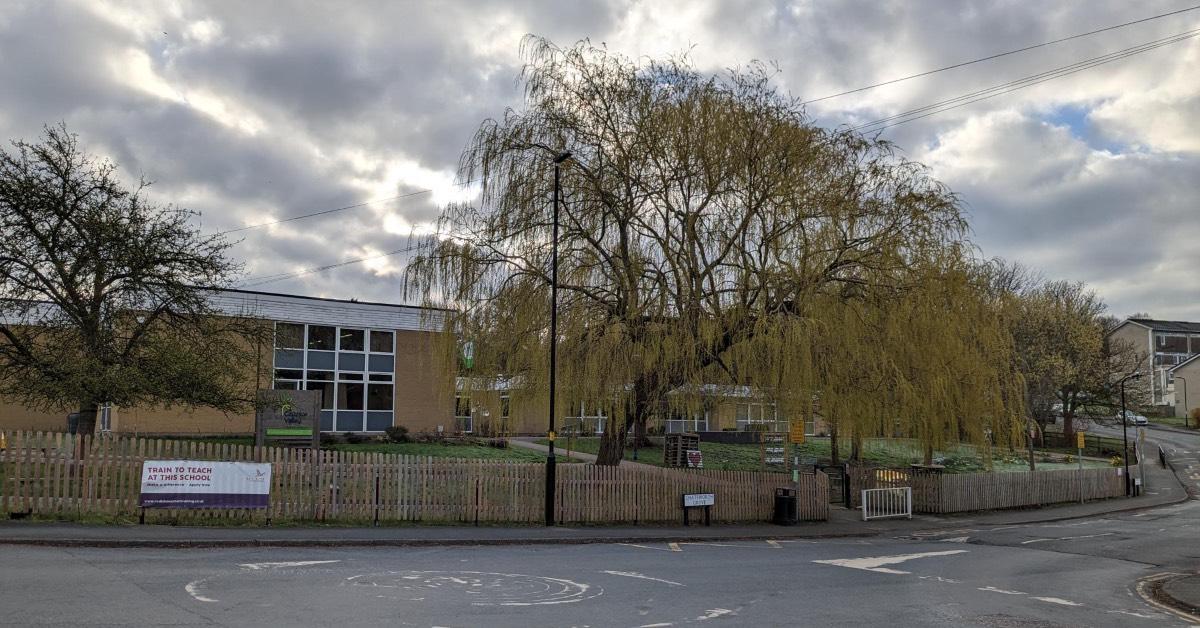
left=509, top=437, right=662, bottom=469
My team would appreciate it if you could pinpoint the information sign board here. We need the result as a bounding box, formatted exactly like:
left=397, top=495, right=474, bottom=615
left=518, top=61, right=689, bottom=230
left=139, top=460, right=271, bottom=509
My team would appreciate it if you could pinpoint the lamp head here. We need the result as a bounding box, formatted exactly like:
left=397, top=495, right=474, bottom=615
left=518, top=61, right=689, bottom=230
left=553, top=151, right=573, bottom=164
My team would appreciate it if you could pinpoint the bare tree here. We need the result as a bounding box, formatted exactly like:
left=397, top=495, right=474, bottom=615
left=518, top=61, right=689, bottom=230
left=0, top=124, right=264, bottom=435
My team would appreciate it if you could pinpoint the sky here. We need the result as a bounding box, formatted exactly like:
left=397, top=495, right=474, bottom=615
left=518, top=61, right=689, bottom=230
left=1, top=1, right=1197, bottom=320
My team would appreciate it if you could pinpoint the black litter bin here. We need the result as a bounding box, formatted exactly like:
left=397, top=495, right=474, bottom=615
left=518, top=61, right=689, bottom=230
left=773, top=487, right=798, bottom=525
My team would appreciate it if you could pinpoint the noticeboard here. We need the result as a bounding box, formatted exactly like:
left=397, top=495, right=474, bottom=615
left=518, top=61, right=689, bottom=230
left=255, top=389, right=321, bottom=449
left=683, top=493, right=715, bottom=507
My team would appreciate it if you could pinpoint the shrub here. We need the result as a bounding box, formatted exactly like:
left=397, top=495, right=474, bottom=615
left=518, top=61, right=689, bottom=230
left=342, top=431, right=366, bottom=445
left=486, top=437, right=508, bottom=449
left=385, top=426, right=410, bottom=443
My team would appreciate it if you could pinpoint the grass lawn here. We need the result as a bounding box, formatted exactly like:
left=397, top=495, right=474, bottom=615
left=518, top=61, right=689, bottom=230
left=541, top=437, right=1111, bottom=474
left=173, top=436, right=572, bottom=463
left=1149, top=416, right=1197, bottom=429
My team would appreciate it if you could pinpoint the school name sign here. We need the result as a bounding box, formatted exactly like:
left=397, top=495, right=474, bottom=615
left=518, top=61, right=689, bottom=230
left=139, top=460, right=272, bottom=509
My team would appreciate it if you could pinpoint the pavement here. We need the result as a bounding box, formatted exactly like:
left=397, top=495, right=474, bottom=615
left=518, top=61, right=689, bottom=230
left=0, top=453, right=1187, bottom=549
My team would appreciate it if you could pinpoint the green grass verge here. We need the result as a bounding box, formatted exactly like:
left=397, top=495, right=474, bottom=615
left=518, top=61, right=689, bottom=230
left=542, top=437, right=1110, bottom=473
left=168, top=435, right=573, bottom=463
left=1149, top=416, right=1197, bottom=429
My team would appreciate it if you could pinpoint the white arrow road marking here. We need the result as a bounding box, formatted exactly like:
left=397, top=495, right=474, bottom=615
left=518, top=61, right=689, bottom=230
left=667, top=542, right=682, bottom=552
left=939, top=536, right=970, bottom=543
left=185, top=579, right=217, bottom=603
left=601, top=571, right=684, bottom=587
left=240, top=560, right=341, bottom=570
left=695, top=609, right=734, bottom=621
left=765, top=540, right=782, bottom=548
left=1033, top=597, right=1082, bottom=607
left=812, top=550, right=967, bottom=575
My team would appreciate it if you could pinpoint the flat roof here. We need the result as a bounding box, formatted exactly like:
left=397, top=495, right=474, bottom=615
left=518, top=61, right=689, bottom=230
left=1127, top=318, right=1200, bottom=334
left=207, top=288, right=448, bottom=332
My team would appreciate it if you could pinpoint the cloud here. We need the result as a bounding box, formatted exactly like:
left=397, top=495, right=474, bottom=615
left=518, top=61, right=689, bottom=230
left=0, top=0, right=1195, bottom=319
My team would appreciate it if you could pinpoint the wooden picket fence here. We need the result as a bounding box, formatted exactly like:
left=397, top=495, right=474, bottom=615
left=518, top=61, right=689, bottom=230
left=849, top=464, right=1130, bottom=514
left=0, top=431, right=827, bottom=525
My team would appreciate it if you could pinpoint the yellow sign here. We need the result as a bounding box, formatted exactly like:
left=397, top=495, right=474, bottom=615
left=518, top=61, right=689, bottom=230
left=547, top=430, right=556, bottom=442
left=1076, top=431, right=1085, bottom=449
left=789, top=423, right=805, bottom=444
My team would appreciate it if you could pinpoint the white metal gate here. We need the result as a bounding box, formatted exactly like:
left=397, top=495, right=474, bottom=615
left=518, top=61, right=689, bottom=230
left=861, top=487, right=912, bottom=521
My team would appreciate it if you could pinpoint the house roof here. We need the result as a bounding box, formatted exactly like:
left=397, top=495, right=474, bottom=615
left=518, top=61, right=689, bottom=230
left=1172, top=353, right=1200, bottom=372
left=207, top=288, right=447, bottom=332
left=1126, top=318, right=1200, bottom=334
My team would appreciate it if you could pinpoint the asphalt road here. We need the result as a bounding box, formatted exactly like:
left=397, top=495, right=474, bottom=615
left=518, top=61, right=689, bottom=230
left=1, top=425, right=1195, bottom=628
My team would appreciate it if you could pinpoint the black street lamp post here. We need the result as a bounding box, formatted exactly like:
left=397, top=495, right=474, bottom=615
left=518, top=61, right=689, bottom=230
left=546, top=151, right=572, bottom=527
left=1178, top=375, right=1189, bottom=429
left=1119, top=372, right=1143, bottom=497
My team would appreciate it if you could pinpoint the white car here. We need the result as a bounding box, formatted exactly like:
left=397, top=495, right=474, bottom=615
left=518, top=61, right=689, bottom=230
left=1116, top=410, right=1148, bottom=426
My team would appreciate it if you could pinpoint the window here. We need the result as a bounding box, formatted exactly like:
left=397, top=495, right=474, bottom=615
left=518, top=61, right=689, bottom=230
left=339, top=328, right=364, bottom=352
left=306, top=381, right=334, bottom=409
left=665, top=412, right=708, bottom=434
left=455, top=396, right=473, bottom=433
left=367, top=384, right=393, bottom=411
left=370, top=330, right=394, bottom=353
left=275, top=323, right=304, bottom=349
left=736, top=403, right=783, bottom=431
left=337, top=383, right=365, bottom=410
left=308, top=325, right=336, bottom=350
left=273, top=322, right=395, bottom=433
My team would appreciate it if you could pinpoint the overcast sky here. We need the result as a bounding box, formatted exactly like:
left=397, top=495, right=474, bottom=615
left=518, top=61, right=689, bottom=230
left=2, top=1, right=1197, bottom=320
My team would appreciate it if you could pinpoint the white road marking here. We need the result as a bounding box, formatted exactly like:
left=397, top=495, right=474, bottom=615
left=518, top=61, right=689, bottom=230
left=619, top=543, right=676, bottom=552
left=812, top=550, right=967, bottom=575
left=1033, top=596, right=1082, bottom=607
left=239, top=560, right=341, bottom=570
left=978, top=586, right=1025, bottom=595
left=638, top=623, right=674, bottom=627
left=939, top=536, right=970, bottom=543
left=668, top=542, right=682, bottom=552
left=1020, top=533, right=1113, bottom=544
left=696, top=609, right=734, bottom=620
left=679, top=542, right=739, bottom=548
left=919, top=576, right=962, bottom=584
left=185, top=579, right=217, bottom=603
left=601, top=571, right=684, bottom=587
left=765, top=540, right=782, bottom=548
left=1107, top=609, right=1160, bottom=619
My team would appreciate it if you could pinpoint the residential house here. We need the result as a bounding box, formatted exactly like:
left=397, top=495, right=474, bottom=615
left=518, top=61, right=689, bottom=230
left=1109, top=318, right=1200, bottom=414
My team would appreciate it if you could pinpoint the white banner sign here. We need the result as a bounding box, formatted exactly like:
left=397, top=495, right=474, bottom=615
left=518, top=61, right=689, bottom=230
left=139, top=460, right=272, bottom=509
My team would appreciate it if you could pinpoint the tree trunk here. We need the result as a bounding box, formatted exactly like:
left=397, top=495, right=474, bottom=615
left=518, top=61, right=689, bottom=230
left=74, top=400, right=98, bottom=436
left=923, top=440, right=934, bottom=467
left=829, top=420, right=840, bottom=467
left=596, top=425, right=625, bottom=466
left=850, top=426, right=863, bottom=463
left=1062, top=412, right=1075, bottom=441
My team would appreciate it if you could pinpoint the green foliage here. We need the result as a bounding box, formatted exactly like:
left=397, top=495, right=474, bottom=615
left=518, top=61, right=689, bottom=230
left=407, top=38, right=1025, bottom=465
left=384, top=425, right=411, bottom=443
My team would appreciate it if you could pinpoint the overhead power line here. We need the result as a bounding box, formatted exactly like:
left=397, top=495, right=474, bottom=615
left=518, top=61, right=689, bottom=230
left=803, top=4, right=1200, bottom=105
left=216, top=189, right=433, bottom=236
left=240, top=244, right=421, bottom=288
left=853, top=26, right=1200, bottom=132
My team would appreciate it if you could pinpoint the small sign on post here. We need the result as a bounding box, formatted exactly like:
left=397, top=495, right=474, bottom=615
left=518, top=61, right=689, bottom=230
left=686, top=449, right=704, bottom=468
left=256, top=389, right=321, bottom=449
left=682, top=493, right=714, bottom=526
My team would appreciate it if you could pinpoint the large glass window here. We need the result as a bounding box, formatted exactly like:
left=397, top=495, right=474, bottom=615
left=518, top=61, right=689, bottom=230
left=736, top=403, right=783, bottom=431
left=273, top=322, right=395, bottom=432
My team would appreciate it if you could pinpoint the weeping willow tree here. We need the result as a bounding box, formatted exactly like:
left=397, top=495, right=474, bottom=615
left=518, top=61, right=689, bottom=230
left=406, top=37, right=1024, bottom=465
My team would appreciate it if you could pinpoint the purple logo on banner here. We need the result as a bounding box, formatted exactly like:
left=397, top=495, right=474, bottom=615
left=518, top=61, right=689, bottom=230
left=139, top=460, right=272, bottom=509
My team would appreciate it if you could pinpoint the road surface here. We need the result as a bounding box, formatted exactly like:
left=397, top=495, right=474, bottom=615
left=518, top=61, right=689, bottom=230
left=0, top=424, right=1195, bottom=627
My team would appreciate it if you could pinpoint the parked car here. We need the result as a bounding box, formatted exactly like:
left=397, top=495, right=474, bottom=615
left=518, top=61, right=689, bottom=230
left=1116, top=410, right=1148, bottom=426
